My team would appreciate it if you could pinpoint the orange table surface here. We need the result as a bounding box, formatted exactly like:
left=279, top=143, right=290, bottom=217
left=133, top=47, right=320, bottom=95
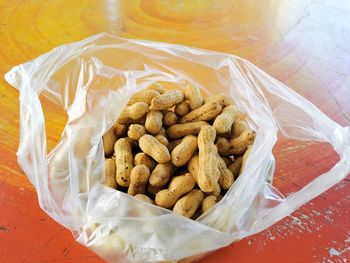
left=0, top=1, right=350, bottom=262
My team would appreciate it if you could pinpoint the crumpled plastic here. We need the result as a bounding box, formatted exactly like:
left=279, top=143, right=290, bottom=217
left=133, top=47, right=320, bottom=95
left=5, top=33, right=350, bottom=263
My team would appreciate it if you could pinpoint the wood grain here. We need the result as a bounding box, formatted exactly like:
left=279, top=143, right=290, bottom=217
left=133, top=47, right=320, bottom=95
left=0, top=0, right=349, bottom=262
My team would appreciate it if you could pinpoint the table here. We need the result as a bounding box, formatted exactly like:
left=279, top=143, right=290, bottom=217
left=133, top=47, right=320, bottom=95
left=0, top=1, right=349, bottom=262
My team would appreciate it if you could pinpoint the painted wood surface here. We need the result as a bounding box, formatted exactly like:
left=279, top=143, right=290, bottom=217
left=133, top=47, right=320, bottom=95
left=0, top=0, right=349, bottom=262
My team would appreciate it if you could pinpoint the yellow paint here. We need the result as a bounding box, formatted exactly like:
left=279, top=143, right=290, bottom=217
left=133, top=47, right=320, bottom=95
left=0, top=0, right=349, bottom=191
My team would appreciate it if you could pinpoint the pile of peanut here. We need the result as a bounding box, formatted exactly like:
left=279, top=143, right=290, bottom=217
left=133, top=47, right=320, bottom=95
left=102, top=83, right=255, bottom=219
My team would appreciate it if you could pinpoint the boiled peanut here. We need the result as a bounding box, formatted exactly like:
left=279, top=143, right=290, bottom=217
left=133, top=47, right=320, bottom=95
left=115, top=138, right=134, bottom=187
left=146, top=82, right=166, bottom=94
left=103, top=127, right=116, bottom=156
left=127, top=89, right=160, bottom=105
left=179, top=102, right=222, bottom=124
left=221, top=156, right=232, bottom=166
left=217, top=156, right=234, bottom=190
left=134, top=152, right=156, bottom=171
left=102, top=86, right=255, bottom=220
left=155, top=173, right=195, bottom=208
left=241, top=145, right=252, bottom=174
left=184, top=84, right=203, bottom=110
left=202, top=195, right=217, bottom=213
left=155, top=135, right=169, bottom=147
left=167, top=139, right=182, bottom=152
left=213, top=105, right=240, bottom=135
left=113, top=122, right=127, bottom=137
left=167, top=121, right=208, bottom=139
left=192, top=209, right=203, bottom=220
left=209, top=181, right=221, bottom=198
left=187, top=154, right=199, bottom=183
left=232, top=120, right=249, bottom=138
left=174, top=170, right=189, bottom=177
left=163, top=111, right=178, bottom=126
left=146, top=184, right=163, bottom=196
left=149, top=162, right=175, bottom=187
left=173, top=189, right=204, bottom=218
left=127, top=124, right=146, bottom=140
left=127, top=165, right=150, bottom=196
left=134, top=194, right=154, bottom=204
left=118, top=102, right=149, bottom=123
left=174, top=101, right=191, bottom=117
left=145, top=110, right=163, bottom=134
left=228, top=156, right=243, bottom=179
left=104, top=158, right=117, bottom=189
left=171, top=135, right=198, bottom=167
left=128, top=115, right=147, bottom=125
left=150, top=90, right=184, bottom=110
left=216, top=130, right=255, bottom=155
left=204, top=93, right=233, bottom=107
left=197, top=125, right=220, bottom=192
left=157, top=127, right=167, bottom=137
left=139, top=134, right=171, bottom=163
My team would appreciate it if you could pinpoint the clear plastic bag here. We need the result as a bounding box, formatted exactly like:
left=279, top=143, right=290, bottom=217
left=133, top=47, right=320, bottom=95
left=5, top=33, right=350, bottom=263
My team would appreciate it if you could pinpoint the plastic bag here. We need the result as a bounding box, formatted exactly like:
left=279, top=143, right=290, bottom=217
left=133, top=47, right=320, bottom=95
left=5, top=33, right=350, bottom=263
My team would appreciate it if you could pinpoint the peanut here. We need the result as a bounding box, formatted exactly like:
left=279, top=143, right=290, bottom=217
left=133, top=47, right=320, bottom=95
left=127, top=124, right=146, bottom=140
left=174, top=101, right=191, bottom=117
left=146, top=184, right=163, bottom=196
left=103, top=127, right=116, bottom=156
left=163, top=111, right=178, bottom=126
left=167, top=139, right=182, bottom=152
left=213, top=105, right=240, bottom=135
left=104, top=158, right=117, bottom=189
left=134, top=152, right=155, bottom=171
left=155, top=173, right=195, bottom=208
left=241, top=145, right=252, bottom=174
left=197, top=125, right=220, bottom=192
left=204, top=93, right=233, bottom=107
left=155, top=135, right=169, bottom=147
left=134, top=194, right=154, bottom=204
left=146, top=82, right=166, bottom=94
left=171, top=135, right=198, bottom=167
left=184, top=84, right=203, bottom=110
left=209, top=181, right=221, bottom=198
left=128, top=115, right=146, bottom=125
left=118, top=102, right=149, bottom=123
left=139, top=134, right=171, bottom=163
left=127, top=165, right=150, bottom=196
left=115, top=138, right=134, bottom=187
left=167, top=121, right=208, bottom=139
left=222, top=156, right=232, bottom=166
left=145, top=110, right=163, bottom=134
left=202, top=195, right=217, bottom=213
left=128, top=89, right=160, bottom=105
left=217, top=156, right=234, bottom=190
left=173, top=189, right=204, bottom=218
left=113, top=123, right=127, bottom=137
left=232, top=120, right=249, bottom=138
left=187, top=154, right=199, bottom=183
left=102, top=87, right=254, bottom=220
left=174, top=170, right=189, bottom=177
left=216, top=130, right=255, bottom=155
left=157, top=127, right=167, bottom=137
left=149, top=162, right=175, bottom=187
left=179, top=102, right=222, bottom=124
left=192, top=209, right=203, bottom=220
left=150, top=90, right=184, bottom=110
left=228, top=156, right=243, bottom=179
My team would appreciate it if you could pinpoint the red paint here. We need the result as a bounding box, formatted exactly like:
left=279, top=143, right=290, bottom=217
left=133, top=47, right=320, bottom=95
left=1, top=0, right=350, bottom=262
left=0, top=183, right=102, bottom=263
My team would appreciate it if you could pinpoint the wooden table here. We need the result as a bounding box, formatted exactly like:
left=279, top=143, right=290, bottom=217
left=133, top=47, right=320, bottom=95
left=0, top=1, right=349, bottom=262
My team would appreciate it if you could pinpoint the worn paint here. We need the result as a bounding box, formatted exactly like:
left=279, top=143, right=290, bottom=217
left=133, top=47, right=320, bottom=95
left=0, top=0, right=350, bottom=262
